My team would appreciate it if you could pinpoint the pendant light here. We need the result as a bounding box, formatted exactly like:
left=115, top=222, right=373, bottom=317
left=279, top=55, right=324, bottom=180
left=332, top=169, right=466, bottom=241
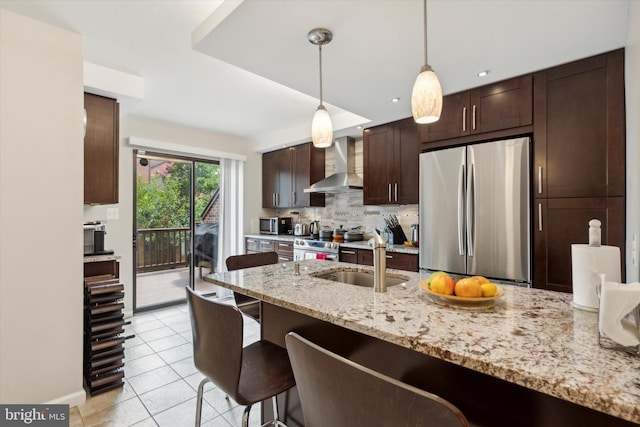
left=308, top=28, right=333, bottom=148
left=411, top=0, right=442, bottom=124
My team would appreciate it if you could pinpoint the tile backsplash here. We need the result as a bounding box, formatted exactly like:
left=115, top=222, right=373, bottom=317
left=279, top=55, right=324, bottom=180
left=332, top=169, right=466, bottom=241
left=276, top=139, right=419, bottom=240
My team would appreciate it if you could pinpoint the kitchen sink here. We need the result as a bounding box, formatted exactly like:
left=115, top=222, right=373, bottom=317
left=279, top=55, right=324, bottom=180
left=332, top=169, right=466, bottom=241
left=312, top=269, right=409, bottom=288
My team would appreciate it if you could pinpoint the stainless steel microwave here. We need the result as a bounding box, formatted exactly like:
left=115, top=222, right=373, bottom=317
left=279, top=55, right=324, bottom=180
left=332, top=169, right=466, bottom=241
left=259, top=217, right=292, bottom=235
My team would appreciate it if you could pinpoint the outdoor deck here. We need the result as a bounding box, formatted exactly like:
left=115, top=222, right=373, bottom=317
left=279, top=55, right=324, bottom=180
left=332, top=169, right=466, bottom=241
left=136, top=266, right=221, bottom=308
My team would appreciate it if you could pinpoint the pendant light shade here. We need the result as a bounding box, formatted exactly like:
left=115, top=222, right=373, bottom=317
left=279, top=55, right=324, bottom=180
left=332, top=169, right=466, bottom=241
left=311, top=105, right=333, bottom=148
left=308, top=28, right=333, bottom=148
left=411, top=0, right=442, bottom=124
left=411, top=65, right=443, bottom=124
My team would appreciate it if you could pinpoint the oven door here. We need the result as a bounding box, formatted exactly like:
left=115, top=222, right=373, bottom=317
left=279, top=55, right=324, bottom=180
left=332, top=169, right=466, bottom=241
left=294, top=249, right=338, bottom=262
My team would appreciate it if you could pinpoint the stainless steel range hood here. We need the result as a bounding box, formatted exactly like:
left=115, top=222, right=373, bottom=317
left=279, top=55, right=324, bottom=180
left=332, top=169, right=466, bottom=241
left=304, top=136, right=363, bottom=193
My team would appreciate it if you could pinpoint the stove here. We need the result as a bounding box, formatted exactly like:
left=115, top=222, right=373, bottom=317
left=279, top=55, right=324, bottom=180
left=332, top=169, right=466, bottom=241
left=293, top=238, right=339, bottom=262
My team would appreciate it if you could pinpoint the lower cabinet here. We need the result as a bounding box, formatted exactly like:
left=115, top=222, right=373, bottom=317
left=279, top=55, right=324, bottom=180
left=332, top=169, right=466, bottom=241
left=275, top=241, right=294, bottom=262
left=339, top=247, right=418, bottom=272
left=534, top=197, right=625, bottom=292
left=245, top=237, right=293, bottom=263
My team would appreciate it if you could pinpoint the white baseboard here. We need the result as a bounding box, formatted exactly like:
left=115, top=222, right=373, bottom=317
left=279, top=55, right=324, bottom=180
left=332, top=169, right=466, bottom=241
left=45, top=388, right=86, bottom=408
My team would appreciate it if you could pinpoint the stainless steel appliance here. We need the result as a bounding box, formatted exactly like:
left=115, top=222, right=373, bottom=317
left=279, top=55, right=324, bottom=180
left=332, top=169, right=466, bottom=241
left=304, top=136, right=363, bottom=193
left=309, top=221, right=320, bottom=239
left=294, top=238, right=339, bottom=262
left=259, top=217, right=292, bottom=235
left=294, top=223, right=308, bottom=236
left=83, top=221, right=114, bottom=255
left=419, top=137, right=530, bottom=285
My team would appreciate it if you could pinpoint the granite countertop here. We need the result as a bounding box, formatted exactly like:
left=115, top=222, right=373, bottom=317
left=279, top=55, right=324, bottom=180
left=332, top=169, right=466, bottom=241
left=245, top=234, right=295, bottom=242
left=244, top=234, right=419, bottom=255
left=205, top=260, right=640, bottom=424
left=83, top=254, right=121, bottom=263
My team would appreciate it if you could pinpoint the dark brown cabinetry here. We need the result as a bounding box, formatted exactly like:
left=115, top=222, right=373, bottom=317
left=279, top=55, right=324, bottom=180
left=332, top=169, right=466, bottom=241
left=420, top=75, right=532, bottom=148
left=363, top=118, right=420, bottom=205
left=534, top=198, right=624, bottom=293
left=533, top=49, right=626, bottom=292
left=262, top=149, right=292, bottom=208
left=533, top=49, right=625, bottom=199
left=245, top=237, right=293, bottom=263
left=293, top=144, right=326, bottom=208
left=84, top=93, right=119, bottom=205
left=339, top=247, right=418, bottom=272
left=83, top=258, right=132, bottom=395
left=275, top=241, right=294, bottom=262
left=262, top=143, right=325, bottom=208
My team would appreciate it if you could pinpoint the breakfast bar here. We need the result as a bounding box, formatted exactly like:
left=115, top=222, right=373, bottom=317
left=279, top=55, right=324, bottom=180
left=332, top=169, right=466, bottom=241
left=204, top=260, right=640, bottom=426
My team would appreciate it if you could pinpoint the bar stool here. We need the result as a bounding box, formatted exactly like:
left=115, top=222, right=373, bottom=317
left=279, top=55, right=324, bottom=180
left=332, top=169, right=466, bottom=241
left=225, top=251, right=279, bottom=323
left=186, top=288, right=295, bottom=427
left=285, top=332, right=470, bottom=427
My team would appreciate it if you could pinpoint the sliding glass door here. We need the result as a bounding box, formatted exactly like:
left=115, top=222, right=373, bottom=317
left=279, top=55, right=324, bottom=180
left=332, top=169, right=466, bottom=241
left=133, top=151, right=220, bottom=311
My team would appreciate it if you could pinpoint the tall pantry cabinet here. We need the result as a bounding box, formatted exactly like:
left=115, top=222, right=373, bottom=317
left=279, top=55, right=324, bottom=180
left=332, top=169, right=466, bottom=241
left=533, top=49, right=625, bottom=292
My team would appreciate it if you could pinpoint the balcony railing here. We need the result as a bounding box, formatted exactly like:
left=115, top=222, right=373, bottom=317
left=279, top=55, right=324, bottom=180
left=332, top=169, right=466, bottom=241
left=137, top=227, right=190, bottom=273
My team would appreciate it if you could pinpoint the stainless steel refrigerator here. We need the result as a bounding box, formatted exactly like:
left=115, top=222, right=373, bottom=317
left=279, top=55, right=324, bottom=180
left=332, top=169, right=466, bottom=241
left=419, top=137, right=530, bottom=285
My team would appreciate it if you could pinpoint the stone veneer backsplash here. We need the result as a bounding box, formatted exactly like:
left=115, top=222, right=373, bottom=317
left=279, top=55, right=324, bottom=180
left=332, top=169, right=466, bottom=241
left=275, top=139, right=419, bottom=240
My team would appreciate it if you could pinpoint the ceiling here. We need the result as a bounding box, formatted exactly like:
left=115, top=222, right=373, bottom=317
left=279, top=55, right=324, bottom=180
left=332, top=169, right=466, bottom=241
left=0, top=0, right=631, bottom=152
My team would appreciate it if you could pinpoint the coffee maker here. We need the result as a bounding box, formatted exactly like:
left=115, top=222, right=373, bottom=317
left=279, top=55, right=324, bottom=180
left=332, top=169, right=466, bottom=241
left=84, top=221, right=114, bottom=255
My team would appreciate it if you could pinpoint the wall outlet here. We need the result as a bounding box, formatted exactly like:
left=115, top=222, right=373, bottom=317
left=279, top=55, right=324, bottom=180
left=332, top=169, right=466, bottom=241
left=106, top=207, right=119, bottom=220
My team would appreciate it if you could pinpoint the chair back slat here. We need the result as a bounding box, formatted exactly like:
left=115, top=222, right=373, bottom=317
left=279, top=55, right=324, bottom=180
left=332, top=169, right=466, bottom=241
left=285, top=332, right=469, bottom=427
left=226, top=252, right=279, bottom=271
left=186, top=288, right=244, bottom=399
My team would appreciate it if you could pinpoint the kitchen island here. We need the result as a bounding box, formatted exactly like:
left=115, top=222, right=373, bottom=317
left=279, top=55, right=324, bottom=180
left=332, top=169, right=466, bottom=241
left=204, top=260, right=640, bottom=426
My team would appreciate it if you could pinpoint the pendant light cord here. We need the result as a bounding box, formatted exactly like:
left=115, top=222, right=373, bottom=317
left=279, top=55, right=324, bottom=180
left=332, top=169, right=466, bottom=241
left=423, top=0, right=428, bottom=65
left=318, top=44, right=324, bottom=106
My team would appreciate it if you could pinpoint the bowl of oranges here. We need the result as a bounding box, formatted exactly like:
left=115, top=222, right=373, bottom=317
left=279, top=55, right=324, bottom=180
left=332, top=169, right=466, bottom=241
left=419, top=271, right=504, bottom=310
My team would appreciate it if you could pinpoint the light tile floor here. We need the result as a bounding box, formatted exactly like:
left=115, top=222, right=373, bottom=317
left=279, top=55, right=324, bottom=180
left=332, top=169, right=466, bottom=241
left=71, top=300, right=262, bottom=427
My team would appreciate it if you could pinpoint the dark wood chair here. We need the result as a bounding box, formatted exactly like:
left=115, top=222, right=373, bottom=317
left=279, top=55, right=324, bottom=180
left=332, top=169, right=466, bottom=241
left=225, top=252, right=279, bottom=323
left=285, top=332, right=470, bottom=427
left=186, top=287, right=295, bottom=427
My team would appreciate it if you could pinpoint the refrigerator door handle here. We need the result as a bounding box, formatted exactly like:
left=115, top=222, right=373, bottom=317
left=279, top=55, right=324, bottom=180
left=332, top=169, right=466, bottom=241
left=467, top=163, right=475, bottom=257
left=457, top=163, right=465, bottom=256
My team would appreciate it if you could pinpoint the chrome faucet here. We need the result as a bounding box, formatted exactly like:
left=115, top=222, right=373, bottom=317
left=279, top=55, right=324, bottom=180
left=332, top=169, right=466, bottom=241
left=372, top=230, right=387, bottom=293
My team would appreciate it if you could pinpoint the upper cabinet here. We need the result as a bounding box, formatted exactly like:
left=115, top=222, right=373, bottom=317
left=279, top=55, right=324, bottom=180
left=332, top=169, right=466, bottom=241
left=262, top=148, right=293, bottom=208
left=363, top=118, right=420, bottom=205
left=84, top=93, right=119, bottom=205
left=420, top=75, right=532, bottom=144
left=533, top=49, right=625, bottom=199
left=262, top=143, right=325, bottom=208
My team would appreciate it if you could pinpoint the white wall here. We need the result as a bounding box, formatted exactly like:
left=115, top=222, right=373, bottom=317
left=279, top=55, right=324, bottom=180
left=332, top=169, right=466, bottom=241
left=625, top=0, right=640, bottom=282
left=84, top=116, right=265, bottom=314
left=0, top=9, right=85, bottom=405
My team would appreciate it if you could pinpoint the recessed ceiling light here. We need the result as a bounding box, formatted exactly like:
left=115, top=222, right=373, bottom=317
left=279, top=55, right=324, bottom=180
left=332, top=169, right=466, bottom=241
left=391, top=97, right=400, bottom=103
left=477, top=70, right=489, bottom=77
left=356, top=125, right=363, bottom=130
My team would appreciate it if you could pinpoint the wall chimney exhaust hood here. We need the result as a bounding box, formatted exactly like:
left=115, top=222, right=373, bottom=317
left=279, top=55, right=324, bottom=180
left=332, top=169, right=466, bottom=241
left=304, top=136, right=362, bottom=193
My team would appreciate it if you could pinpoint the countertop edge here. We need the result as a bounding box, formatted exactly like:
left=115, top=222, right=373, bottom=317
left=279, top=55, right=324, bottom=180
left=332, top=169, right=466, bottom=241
left=204, top=261, right=640, bottom=424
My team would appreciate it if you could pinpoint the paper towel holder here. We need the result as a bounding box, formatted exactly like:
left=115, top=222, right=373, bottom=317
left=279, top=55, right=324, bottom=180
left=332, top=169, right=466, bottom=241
left=596, top=280, right=640, bottom=357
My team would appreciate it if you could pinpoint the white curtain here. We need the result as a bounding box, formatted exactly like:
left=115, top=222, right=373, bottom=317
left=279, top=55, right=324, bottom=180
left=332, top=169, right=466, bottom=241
left=218, top=158, right=244, bottom=285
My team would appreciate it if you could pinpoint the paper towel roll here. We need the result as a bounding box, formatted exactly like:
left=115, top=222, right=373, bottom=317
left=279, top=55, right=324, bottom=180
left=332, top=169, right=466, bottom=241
left=571, top=244, right=621, bottom=311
